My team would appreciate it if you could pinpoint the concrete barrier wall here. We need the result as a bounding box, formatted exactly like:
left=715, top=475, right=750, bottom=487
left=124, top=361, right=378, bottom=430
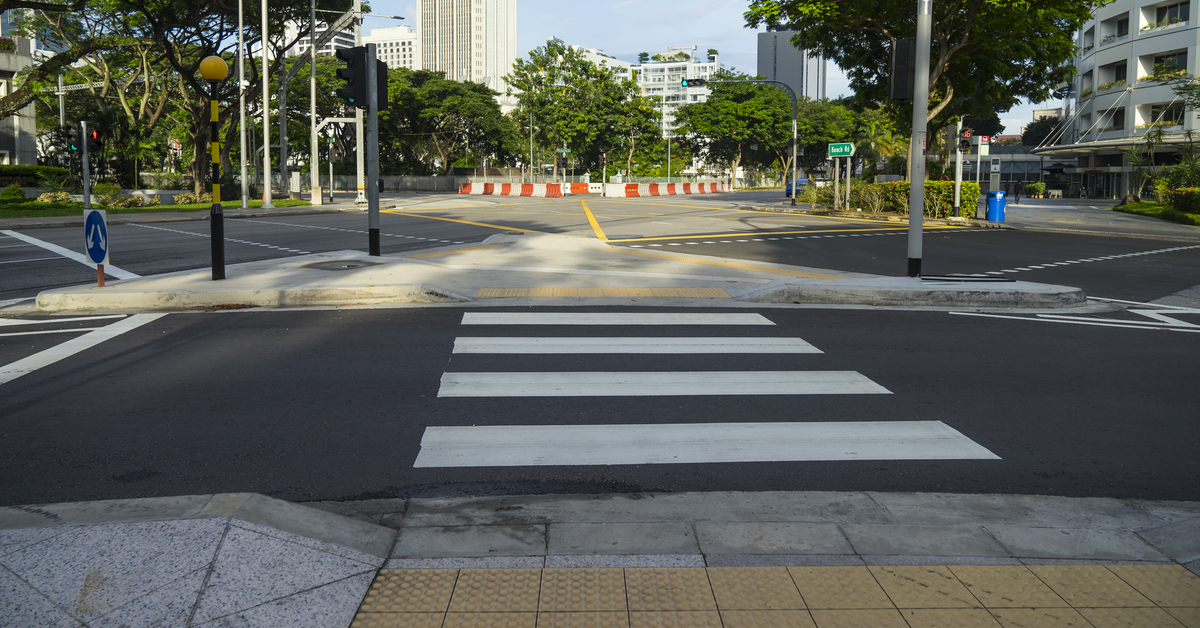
left=460, top=183, right=563, bottom=197
left=604, top=183, right=730, bottom=198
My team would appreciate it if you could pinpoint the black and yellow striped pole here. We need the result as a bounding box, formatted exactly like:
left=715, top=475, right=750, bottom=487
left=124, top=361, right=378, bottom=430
left=200, top=56, right=229, bottom=280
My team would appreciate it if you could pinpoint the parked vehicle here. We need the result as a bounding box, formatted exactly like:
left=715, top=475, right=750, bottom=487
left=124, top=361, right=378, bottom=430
left=784, top=178, right=810, bottom=196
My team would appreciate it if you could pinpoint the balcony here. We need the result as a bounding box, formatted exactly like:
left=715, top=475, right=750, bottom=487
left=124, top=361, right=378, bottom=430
left=1100, top=33, right=1130, bottom=47
left=1097, top=79, right=1127, bottom=92
left=1140, top=18, right=1188, bottom=33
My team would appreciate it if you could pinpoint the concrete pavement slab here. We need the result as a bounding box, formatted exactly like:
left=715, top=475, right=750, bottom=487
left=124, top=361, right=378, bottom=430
left=984, top=526, right=1169, bottom=561
left=391, top=525, right=546, bottom=559
left=868, top=492, right=1176, bottom=530
left=0, top=564, right=82, bottom=628
left=547, top=523, right=700, bottom=555
left=841, top=524, right=1011, bottom=557
left=694, top=522, right=854, bottom=555
left=1137, top=516, right=1200, bottom=563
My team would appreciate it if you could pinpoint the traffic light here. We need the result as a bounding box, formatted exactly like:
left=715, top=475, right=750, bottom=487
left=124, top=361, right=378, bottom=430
left=681, top=78, right=707, bottom=88
left=600, top=154, right=606, bottom=167
left=87, top=128, right=104, bottom=153
left=957, top=127, right=972, bottom=153
left=67, top=124, right=81, bottom=153
left=374, top=59, right=389, bottom=111
left=889, top=37, right=916, bottom=101
left=335, top=46, right=367, bottom=107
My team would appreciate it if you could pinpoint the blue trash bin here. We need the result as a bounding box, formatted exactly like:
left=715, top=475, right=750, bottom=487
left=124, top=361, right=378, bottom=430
left=987, top=190, right=1007, bottom=222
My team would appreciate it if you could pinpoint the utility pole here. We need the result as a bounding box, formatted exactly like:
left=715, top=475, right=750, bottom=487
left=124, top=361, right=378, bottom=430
left=365, top=43, right=380, bottom=254
left=80, top=122, right=91, bottom=210
left=906, top=0, right=933, bottom=277
left=239, top=0, right=249, bottom=209
left=953, top=119, right=963, bottom=217
left=57, top=75, right=64, bottom=128
left=354, top=0, right=367, bottom=205
left=261, top=0, right=274, bottom=208
left=310, top=0, right=320, bottom=204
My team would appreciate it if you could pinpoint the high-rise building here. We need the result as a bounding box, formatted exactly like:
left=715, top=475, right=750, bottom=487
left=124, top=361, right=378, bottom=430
left=284, top=21, right=356, bottom=58
left=416, top=0, right=516, bottom=93
left=756, top=31, right=826, bottom=100
left=363, top=26, right=421, bottom=71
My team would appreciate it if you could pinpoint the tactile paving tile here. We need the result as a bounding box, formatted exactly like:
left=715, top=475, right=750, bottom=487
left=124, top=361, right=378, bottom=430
left=989, top=607, right=1097, bottom=628
left=900, top=608, right=1003, bottom=627
left=536, top=611, right=630, bottom=628
left=789, top=566, right=895, bottom=609
left=349, top=612, right=446, bottom=628
left=1076, top=606, right=1189, bottom=627
left=442, top=612, right=538, bottom=627
left=358, top=569, right=459, bottom=613
left=950, top=566, right=1070, bottom=608
left=625, top=568, right=718, bottom=611
left=628, top=610, right=724, bottom=627
left=1028, top=566, right=1154, bottom=608
left=707, top=567, right=806, bottom=610
left=539, top=568, right=627, bottom=612
left=1166, top=607, right=1200, bottom=628
left=808, top=609, right=910, bottom=627
left=1106, top=564, right=1200, bottom=607
left=719, top=609, right=817, bottom=627
left=448, top=569, right=543, bottom=612
left=869, top=566, right=982, bottom=609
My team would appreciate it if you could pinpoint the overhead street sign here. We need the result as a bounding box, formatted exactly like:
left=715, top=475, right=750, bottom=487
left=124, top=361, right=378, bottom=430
left=84, top=209, right=109, bottom=266
left=828, top=143, right=855, bottom=157
left=557, top=148, right=571, bottom=153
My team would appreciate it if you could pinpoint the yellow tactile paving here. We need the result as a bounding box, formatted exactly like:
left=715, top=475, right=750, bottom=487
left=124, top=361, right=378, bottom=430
left=719, top=609, right=816, bottom=627
left=1107, top=564, right=1200, bottom=607
left=358, top=569, right=458, bottom=613
left=539, top=569, right=627, bottom=612
left=352, top=565, right=1200, bottom=628
left=1167, top=607, right=1200, bottom=628
left=901, top=608, right=1003, bottom=627
left=789, top=566, right=895, bottom=609
left=870, top=565, right=983, bottom=608
left=951, top=566, right=1071, bottom=608
left=808, top=608, right=910, bottom=627
left=989, top=607, right=1094, bottom=628
left=625, top=568, right=718, bottom=611
left=536, top=611, right=630, bottom=628
left=707, top=567, right=806, bottom=610
left=628, top=610, right=723, bottom=627
left=1029, top=565, right=1155, bottom=608
left=448, top=569, right=543, bottom=612
left=1077, top=606, right=1189, bottom=627
left=442, top=612, right=538, bottom=627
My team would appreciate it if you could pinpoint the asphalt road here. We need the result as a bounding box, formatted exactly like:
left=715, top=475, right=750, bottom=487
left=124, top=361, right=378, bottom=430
left=1, top=305, right=1197, bottom=506
left=4, top=192, right=1199, bottom=303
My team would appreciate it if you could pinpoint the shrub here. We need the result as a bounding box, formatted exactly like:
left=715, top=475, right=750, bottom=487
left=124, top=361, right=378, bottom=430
left=0, top=182, right=25, bottom=200
left=0, top=165, right=70, bottom=187
left=142, top=195, right=160, bottom=206
left=850, top=180, right=981, bottom=217
left=172, top=192, right=213, bottom=205
left=1023, top=182, right=1047, bottom=197
left=37, top=170, right=71, bottom=193
left=91, top=182, right=124, bottom=208
left=1172, top=187, right=1200, bottom=213
left=853, top=184, right=885, bottom=213
left=37, top=191, right=73, bottom=203
left=1154, top=179, right=1175, bottom=206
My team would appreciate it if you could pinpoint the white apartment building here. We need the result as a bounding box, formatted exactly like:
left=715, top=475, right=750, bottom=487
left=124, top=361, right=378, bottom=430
left=416, top=0, right=517, bottom=94
left=363, top=26, right=420, bottom=71
left=1033, top=0, right=1198, bottom=198
left=566, top=42, right=723, bottom=131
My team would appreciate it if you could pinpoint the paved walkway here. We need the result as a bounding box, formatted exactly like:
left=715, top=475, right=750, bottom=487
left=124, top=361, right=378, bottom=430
left=2, top=491, right=1197, bottom=627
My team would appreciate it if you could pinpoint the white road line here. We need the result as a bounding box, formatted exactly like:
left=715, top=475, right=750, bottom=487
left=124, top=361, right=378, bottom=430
left=0, top=230, right=139, bottom=279
left=0, top=244, right=35, bottom=249
left=0, top=314, right=127, bottom=327
left=452, top=337, right=823, bottom=354
left=461, top=313, right=775, bottom=326
left=438, top=371, right=891, bottom=397
left=1037, top=313, right=1198, bottom=328
left=0, top=314, right=167, bottom=386
left=127, top=223, right=312, bottom=254
left=949, top=311, right=1200, bottom=332
left=0, top=257, right=62, bottom=265
left=412, top=421, right=998, bottom=467
left=1090, top=297, right=1200, bottom=312
left=0, top=327, right=103, bottom=338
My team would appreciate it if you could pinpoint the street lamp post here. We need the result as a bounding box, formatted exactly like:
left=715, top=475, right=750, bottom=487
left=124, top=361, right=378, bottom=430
left=201, top=55, right=229, bottom=280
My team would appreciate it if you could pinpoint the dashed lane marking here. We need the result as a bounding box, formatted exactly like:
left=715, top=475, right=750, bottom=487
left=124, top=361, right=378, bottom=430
left=239, top=219, right=464, bottom=244
left=125, top=223, right=311, bottom=254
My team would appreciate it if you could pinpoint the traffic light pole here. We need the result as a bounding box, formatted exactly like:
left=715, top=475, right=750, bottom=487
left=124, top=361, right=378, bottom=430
left=906, top=0, right=933, bottom=277
left=354, top=0, right=367, bottom=205
left=365, top=43, right=380, bottom=255
left=79, top=121, right=91, bottom=211
left=953, top=119, right=963, bottom=217
left=209, top=83, right=226, bottom=280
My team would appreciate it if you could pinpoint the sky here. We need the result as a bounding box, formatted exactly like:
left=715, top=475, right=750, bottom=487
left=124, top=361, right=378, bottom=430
left=361, top=0, right=1052, bottom=135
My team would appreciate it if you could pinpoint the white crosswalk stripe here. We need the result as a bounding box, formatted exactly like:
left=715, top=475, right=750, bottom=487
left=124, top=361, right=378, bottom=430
left=452, top=336, right=821, bottom=354
left=438, top=370, right=890, bottom=397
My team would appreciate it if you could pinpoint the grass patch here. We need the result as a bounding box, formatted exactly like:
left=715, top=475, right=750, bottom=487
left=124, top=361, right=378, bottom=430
left=1113, top=201, right=1200, bottom=226
left=0, top=198, right=311, bottom=220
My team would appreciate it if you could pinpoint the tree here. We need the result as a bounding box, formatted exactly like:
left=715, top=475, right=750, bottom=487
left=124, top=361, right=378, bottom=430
left=793, top=97, right=855, bottom=175
left=638, top=52, right=649, bottom=64
left=707, top=48, right=719, bottom=62
left=744, top=0, right=1100, bottom=129
left=1021, top=116, right=1061, bottom=146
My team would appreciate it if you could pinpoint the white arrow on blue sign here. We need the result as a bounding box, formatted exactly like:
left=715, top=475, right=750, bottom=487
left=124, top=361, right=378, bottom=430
left=84, top=209, right=109, bottom=266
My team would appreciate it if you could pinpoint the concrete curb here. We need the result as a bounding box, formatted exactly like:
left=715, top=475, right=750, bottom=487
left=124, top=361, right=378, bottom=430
left=35, top=283, right=470, bottom=311
left=736, top=205, right=1016, bottom=229
left=735, top=277, right=1088, bottom=308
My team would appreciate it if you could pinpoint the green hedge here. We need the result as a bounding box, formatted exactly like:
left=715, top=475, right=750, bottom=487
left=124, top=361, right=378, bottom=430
left=1172, top=187, right=1200, bottom=213
left=1023, top=182, right=1047, bottom=196
left=0, top=165, right=71, bottom=187
left=852, top=180, right=982, bottom=217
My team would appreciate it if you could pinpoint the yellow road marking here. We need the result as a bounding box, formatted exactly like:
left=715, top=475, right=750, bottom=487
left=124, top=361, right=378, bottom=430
left=594, top=199, right=927, bottom=225
left=382, top=210, right=551, bottom=234
left=605, top=225, right=958, bottom=243
left=596, top=248, right=848, bottom=279
left=407, top=244, right=510, bottom=259
left=580, top=200, right=609, bottom=242
left=476, top=287, right=731, bottom=298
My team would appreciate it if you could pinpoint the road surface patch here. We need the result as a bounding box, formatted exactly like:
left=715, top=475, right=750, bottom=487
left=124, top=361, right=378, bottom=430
left=473, top=287, right=730, bottom=298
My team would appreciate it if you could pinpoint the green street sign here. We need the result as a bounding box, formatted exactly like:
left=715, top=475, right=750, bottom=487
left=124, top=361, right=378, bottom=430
left=828, top=142, right=855, bottom=157
left=557, top=148, right=571, bottom=153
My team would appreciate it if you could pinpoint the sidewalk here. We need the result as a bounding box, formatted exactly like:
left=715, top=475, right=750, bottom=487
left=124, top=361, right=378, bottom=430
left=2, top=491, right=1197, bottom=627
left=28, top=233, right=1089, bottom=313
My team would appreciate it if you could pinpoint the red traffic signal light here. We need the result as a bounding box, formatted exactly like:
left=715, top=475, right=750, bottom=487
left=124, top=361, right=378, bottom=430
left=87, top=128, right=104, bottom=152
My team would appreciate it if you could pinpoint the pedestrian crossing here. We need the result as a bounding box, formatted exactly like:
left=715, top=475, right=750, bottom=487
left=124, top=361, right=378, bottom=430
left=415, top=311, right=999, bottom=467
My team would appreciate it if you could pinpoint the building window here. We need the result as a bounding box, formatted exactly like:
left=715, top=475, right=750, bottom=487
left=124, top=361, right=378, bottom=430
left=1115, top=62, right=1127, bottom=82
left=1151, top=103, right=1186, bottom=125
left=1117, top=16, right=1129, bottom=36
left=1154, top=51, right=1188, bottom=73
left=1156, top=1, right=1190, bottom=23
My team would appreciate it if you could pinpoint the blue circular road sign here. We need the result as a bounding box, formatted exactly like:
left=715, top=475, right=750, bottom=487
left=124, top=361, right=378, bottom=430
left=84, top=210, right=108, bottom=264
